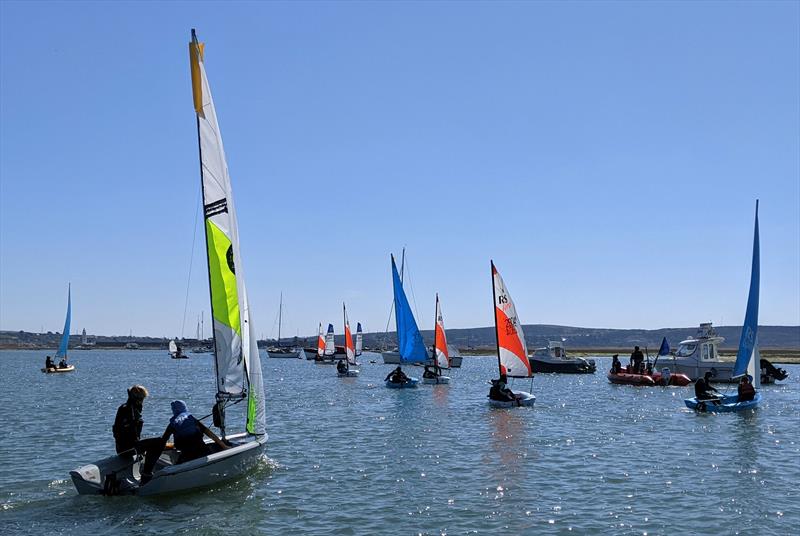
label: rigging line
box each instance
[404,257,423,331]
[179,183,203,339]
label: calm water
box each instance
[0,350,798,535]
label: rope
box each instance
[179,184,202,338]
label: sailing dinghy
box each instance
[337,304,360,377]
[71,30,267,496]
[168,339,188,359]
[385,254,424,388]
[42,285,75,373]
[487,262,535,407]
[422,294,450,385]
[685,201,762,413]
[315,324,336,364]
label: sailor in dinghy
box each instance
[337,304,360,377]
[421,294,451,385]
[384,254,423,388]
[70,29,267,495]
[487,262,535,408]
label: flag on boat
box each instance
[657,337,670,357]
[434,294,449,369]
[190,30,264,435]
[491,262,531,378]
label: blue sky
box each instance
[1,1,798,339]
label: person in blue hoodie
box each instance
[139,400,229,485]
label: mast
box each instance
[433,293,439,375]
[343,303,348,371]
[278,292,283,347]
[491,261,502,377]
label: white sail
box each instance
[190,31,264,435]
[169,340,178,356]
[324,324,335,356]
[344,304,356,365]
[316,323,325,357]
[355,323,363,356]
[749,338,761,389]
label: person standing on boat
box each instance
[694,371,721,401]
[630,346,644,373]
[112,384,165,471]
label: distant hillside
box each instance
[3,324,798,351]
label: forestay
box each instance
[190,30,264,436]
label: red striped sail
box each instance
[434,294,449,369]
[316,323,325,357]
[344,304,356,365]
[492,261,531,377]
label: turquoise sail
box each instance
[55,285,71,360]
[733,201,760,379]
[391,255,428,363]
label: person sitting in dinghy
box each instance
[423,366,438,379]
[489,374,517,402]
[139,400,229,485]
[611,355,622,374]
[45,355,55,370]
[385,366,410,384]
[694,372,722,402]
[337,359,348,374]
[58,358,67,368]
[737,375,756,402]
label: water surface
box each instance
[1,350,797,534]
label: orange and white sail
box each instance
[491,261,531,378]
[344,303,356,365]
[434,294,449,369]
[316,323,325,357]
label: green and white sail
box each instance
[190,30,265,436]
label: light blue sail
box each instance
[733,201,760,379]
[391,255,428,363]
[55,284,71,360]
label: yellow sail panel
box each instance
[206,220,241,335]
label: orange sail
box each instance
[491,261,531,377]
[316,323,325,357]
[434,294,449,369]
[344,303,356,365]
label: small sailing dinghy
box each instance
[422,294,451,385]
[685,201,763,413]
[385,254,423,388]
[337,304,360,377]
[71,30,267,496]
[315,324,336,364]
[42,285,75,373]
[487,262,535,408]
[168,339,188,359]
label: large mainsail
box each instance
[355,323,363,357]
[190,30,264,436]
[316,323,325,357]
[344,304,356,365]
[55,284,71,360]
[434,294,449,369]
[324,323,335,356]
[491,262,531,378]
[391,254,428,363]
[733,200,760,388]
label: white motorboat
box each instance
[70,29,267,496]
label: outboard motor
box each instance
[661,367,671,386]
[760,359,789,382]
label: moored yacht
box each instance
[529,341,595,373]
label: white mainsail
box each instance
[355,323,363,357]
[190,30,264,436]
[324,324,335,356]
[169,340,178,357]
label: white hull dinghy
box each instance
[421,293,453,386]
[42,365,75,373]
[71,30,267,496]
[487,262,535,408]
[336,304,360,378]
[44,285,75,373]
[421,375,450,385]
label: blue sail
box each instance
[657,337,670,356]
[391,255,428,363]
[733,201,760,379]
[55,285,71,360]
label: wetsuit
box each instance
[694,377,719,400]
[113,400,144,454]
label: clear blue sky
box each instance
[1,1,798,339]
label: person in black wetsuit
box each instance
[489,373,517,402]
[422,365,438,379]
[45,355,55,370]
[611,355,622,374]
[631,346,644,374]
[385,366,409,383]
[113,385,150,454]
[337,359,348,374]
[694,371,721,401]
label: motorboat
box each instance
[529,341,595,373]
